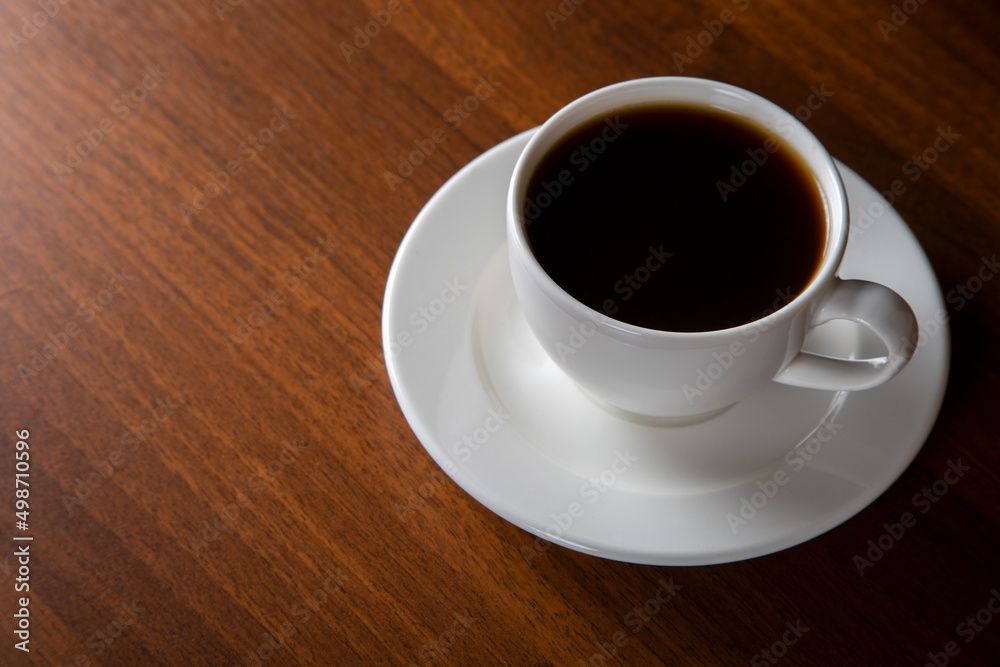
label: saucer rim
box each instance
[382,128,950,566]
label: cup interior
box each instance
[507,77,848,338]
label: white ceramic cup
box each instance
[507,77,919,420]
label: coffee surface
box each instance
[523,104,826,332]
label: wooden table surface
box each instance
[2,0,999,664]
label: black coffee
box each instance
[523,104,825,332]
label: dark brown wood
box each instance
[0,0,998,664]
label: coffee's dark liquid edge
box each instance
[523,103,827,333]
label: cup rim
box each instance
[507,76,848,344]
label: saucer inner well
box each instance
[471,246,852,496]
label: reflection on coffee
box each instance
[523,104,825,332]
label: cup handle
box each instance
[773,278,919,391]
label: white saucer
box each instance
[382,129,949,566]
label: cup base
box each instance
[576,385,737,427]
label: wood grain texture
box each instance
[0,0,998,664]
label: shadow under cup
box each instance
[506,77,849,420]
